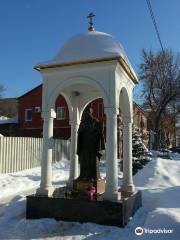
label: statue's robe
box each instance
[77,113,105,180]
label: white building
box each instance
[35,16,138,201]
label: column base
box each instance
[36,186,54,197]
[104,190,121,202]
[121,184,135,197]
[68,171,79,188]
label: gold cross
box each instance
[87,12,95,31]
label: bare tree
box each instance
[0,84,5,98]
[139,49,180,149]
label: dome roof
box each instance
[35,30,138,83]
[38,31,130,66]
[53,31,129,63]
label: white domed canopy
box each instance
[35,30,137,83]
[53,31,129,64]
[37,31,128,65]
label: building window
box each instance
[57,107,66,120]
[25,109,32,121]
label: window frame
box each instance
[25,108,32,122]
[56,106,66,120]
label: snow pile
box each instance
[0,154,180,239]
[133,155,180,239]
[0,160,70,202]
[0,115,18,124]
[171,152,180,160]
[134,158,180,189]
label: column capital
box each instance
[41,109,56,119]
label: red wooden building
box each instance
[18,84,104,139]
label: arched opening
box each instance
[118,87,135,194]
[43,79,107,189]
[80,98,106,178]
[119,87,132,123]
[118,87,132,162]
[82,98,105,122]
[53,94,71,139]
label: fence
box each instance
[0,137,70,173]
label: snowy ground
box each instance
[0,153,180,240]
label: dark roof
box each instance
[133,102,146,115]
[18,84,42,99]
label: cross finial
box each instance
[87,12,95,31]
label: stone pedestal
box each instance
[73,178,105,194]
[26,190,142,227]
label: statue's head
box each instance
[82,107,90,120]
[85,106,93,115]
[89,107,93,115]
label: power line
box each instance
[146,0,164,52]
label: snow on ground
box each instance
[0,160,70,203]
[133,156,180,239]
[0,154,180,239]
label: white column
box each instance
[104,108,120,201]
[36,110,55,196]
[122,122,135,194]
[68,105,79,187]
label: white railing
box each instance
[0,137,70,173]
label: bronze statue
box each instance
[77,107,105,180]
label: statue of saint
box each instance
[77,107,105,180]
